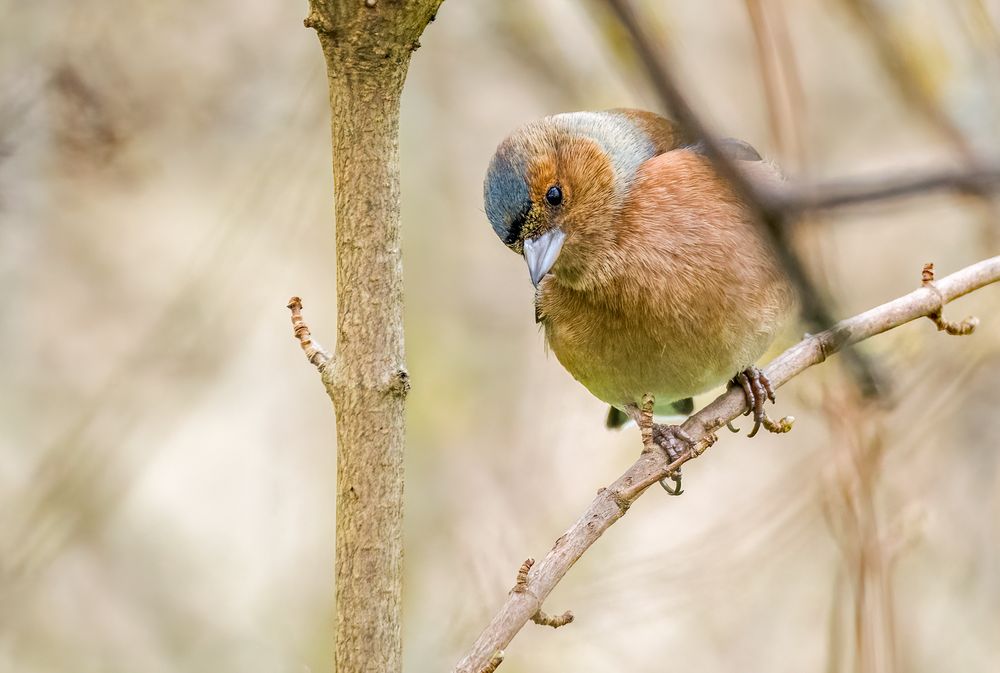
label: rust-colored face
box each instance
[484,119,622,286]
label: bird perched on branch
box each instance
[483,109,795,493]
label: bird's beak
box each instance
[523,228,566,287]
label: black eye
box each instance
[545,186,563,206]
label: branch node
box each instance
[531,609,575,629]
[690,432,718,458]
[608,489,631,514]
[479,650,504,673]
[303,9,334,34]
[287,297,332,371]
[921,263,979,336]
[817,327,852,362]
[388,369,411,398]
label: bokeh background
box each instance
[2,0,1000,671]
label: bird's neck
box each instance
[551,225,636,295]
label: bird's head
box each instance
[483,110,667,288]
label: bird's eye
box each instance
[545,186,563,206]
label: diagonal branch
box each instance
[451,256,1000,673]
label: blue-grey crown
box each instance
[484,147,531,246]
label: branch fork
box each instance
[511,558,574,631]
[921,263,979,336]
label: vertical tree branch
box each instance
[300,1,442,671]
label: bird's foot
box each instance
[730,366,794,437]
[651,424,693,496]
[629,394,689,496]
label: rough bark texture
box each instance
[304,1,442,671]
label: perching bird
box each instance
[483,109,795,493]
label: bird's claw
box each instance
[730,367,793,437]
[651,424,693,496]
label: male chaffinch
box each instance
[483,109,795,492]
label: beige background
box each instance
[2,0,999,671]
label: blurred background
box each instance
[2,0,999,671]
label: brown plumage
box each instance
[484,108,795,426]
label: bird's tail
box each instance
[605,397,693,429]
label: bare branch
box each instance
[530,609,575,629]
[451,256,1000,673]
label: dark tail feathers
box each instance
[605,397,694,429]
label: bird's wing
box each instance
[612,109,692,154]
[689,137,763,162]
[612,109,765,162]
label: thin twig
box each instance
[777,165,1000,213]
[512,558,533,593]
[451,256,1000,673]
[287,296,332,371]
[530,609,574,628]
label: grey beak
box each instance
[523,228,566,287]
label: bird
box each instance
[483,109,795,493]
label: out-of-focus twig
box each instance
[451,256,1000,673]
[743,0,808,170]
[838,0,1000,249]
[819,387,897,673]
[777,164,1000,213]
[839,0,978,159]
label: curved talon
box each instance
[651,423,693,496]
[726,421,740,433]
[659,473,683,495]
[760,373,776,404]
[735,372,754,417]
[731,366,784,438]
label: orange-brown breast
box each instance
[537,149,794,410]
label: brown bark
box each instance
[302,1,443,671]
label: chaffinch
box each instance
[484,109,795,492]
